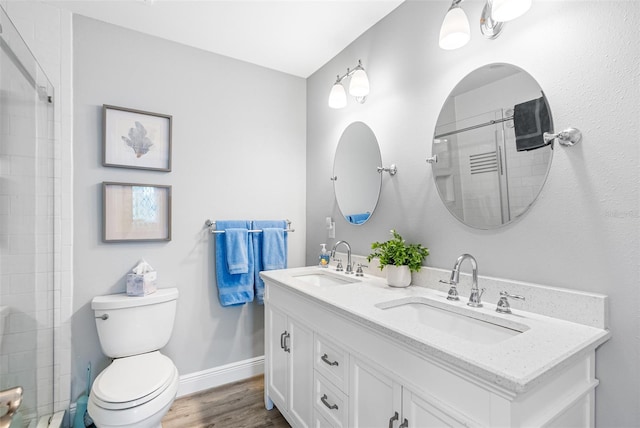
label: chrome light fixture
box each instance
[440,0,532,49]
[328,60,369,109]
[439,0,471,50]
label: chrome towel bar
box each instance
[205,219,294,234]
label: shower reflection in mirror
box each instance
[431,63,553,229]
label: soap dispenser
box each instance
[319,244,330,268]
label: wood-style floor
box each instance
[163,375,290,428]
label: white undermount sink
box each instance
[293,271,361,287]
[376,297,527,345]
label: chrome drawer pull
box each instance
[321,394,338,410]
[321,353,339,367]
[283,332,291,353]
[280,331,287,350]
[399,418,409,428]
[389,411,399,428]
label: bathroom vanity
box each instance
[261,266,610,428]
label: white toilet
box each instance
[88,288,179,428]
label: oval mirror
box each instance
[431,63,554,229]
[333,122,382,225]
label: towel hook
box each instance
[377,164,397,176]
[543,127,582,147]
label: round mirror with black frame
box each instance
[431,63,554,229]
[333,121,382,225]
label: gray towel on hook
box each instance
[514,97,551,151]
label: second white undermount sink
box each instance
[376,297,526,345]
[293,271,361,287]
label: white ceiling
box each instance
[49,0,405,78]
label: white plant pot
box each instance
[385,265,412,288]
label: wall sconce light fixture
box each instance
[439,0,532,50]
[439,0,471,50]
[328,60,370,109]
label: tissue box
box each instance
[126,271,157,296]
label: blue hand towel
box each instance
[346,212,370,225]
[215,220,254,306]
[225,228,249,274]
[252,220,288,304]
[262,228,286,270]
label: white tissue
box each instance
[132,259,154,275]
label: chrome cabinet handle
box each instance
[283,332,291,353]
[321,353,339,367]
[388,411,399,428]
[280,331,287,350]
[320,394,338,410]
[399,418,409,428]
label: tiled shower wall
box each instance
[1,0,73,417]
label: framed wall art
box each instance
[103,105,172,171]
[103,182,172,242]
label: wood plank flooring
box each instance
[163,375,290,428]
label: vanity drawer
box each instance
[315,334,349,392]
[314,409,336,428]
[314,371,348,428]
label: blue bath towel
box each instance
[215,220,254,306]
[225,228,249,274]
[252,220,288,304]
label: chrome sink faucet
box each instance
[440,254,485,307]
[331,240,353,274]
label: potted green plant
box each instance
[367,229,429,287]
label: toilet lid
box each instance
[92,351,176,409]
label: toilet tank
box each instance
[92,288,179,358]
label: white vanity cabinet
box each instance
[263,269,609,428]
[265,303,314,427]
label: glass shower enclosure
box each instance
[0,5,56,427]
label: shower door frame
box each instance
[0,4,57,426]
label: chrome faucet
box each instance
[440,254,485,307]
[331,240,353,274]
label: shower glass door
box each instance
[434,109,509,228]
[0,5,55,427]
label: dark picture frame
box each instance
[103,182,172,242]
[103,105,172,171]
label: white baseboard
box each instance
[176,355,265,398]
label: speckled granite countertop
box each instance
[261,266,611,394]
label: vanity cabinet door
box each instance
[349,357,401,428]
[401,388,461,428]
[288,317,314,428]
[265,303,314,428]
[266,305,288,409]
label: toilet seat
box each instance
[91,351,177,410]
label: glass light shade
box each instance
[349,68,370,97]
[328,82,347,109]
[491,0,532,22]
[439,6,471,50]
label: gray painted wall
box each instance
[306,1,639,426]
[72,16,306,400]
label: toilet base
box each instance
[89,390,175,428]
[88,366,178,428]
